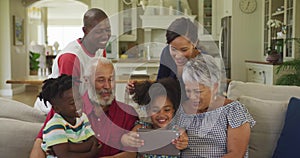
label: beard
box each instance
[88,87,115,107]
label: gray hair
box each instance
[182,54,221,88]
[84,57,115,106]
[85,57,114,78]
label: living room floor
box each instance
[2,85,40,107]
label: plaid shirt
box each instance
[170,101,255,158]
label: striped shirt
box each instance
[41,113,94,157]
[170,101,255,158]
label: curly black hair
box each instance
[38,74,80,107]
[132,77,181,112]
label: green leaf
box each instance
[276,59,300,74]
[29,51,40,71]
[275,58,300,86]
[276,74,300,86]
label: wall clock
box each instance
[239,0,257,14]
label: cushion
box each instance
[0,97,46,123]
[227,81,300,101]
[272,97,300,158]
[0,118,42,158]
[238,96,288,158]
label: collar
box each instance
[77,38,96,57]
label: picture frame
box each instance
[13,15,24,45]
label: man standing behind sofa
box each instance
[30,57,138,157]
[34,8,111,114]
[30,8,137,158]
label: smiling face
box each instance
[184,82,213,114]
[169,36,198,66]
[52,87,82,124]
[91,62,115,106]
[149,96,175,129]
[84,18,111,50]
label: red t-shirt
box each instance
[82,92,138,156]
[57,53,80,77]
[55,40,107,77]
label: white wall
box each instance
[0,0,13,96]
[0,0,27,96]
[10,0,28,92]
[231,0,263,81]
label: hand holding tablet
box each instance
[137,128,181,156]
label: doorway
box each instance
[27,0,88,75]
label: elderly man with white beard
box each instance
[81,57,139,157]
[32,57,138,158]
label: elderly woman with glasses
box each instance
[170,54,255,157]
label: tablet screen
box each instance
[137,128,180,156]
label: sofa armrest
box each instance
[0,118,43,158]
[0,97,46,123]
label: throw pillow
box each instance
[272,97,300,158]
[238,96,288,158]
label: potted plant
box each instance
[29,51,40,75]
[266,46,281,64]
[275,59,300,86]
[275,38,300,85]
[266,19,283,63]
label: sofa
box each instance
[0,97,46,158]
[1,80,300,158]
[227,81,300,158]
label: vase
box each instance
[266,51,280,64]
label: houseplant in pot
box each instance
[29,51,40,75]
[266,46,281,64]
[266,19,283,63]
[275,38,300,85]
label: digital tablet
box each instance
[137,128,181,156]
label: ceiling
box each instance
[29,0,88,19]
